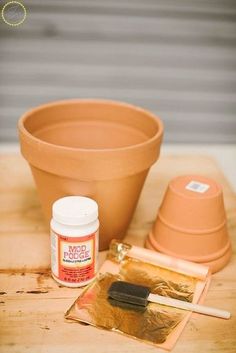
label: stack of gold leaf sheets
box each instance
[66,241,210,350]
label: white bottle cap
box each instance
[52,196,98,226]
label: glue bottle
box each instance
[50,196,99,287]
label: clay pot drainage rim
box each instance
[168,180,222,200]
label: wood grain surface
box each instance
[0,153,235,352]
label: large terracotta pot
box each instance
[18,99,163,250]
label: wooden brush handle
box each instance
[148,293,231,319]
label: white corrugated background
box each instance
[0,0,236,142]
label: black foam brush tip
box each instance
[108,281,150,307]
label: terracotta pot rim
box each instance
[145,236,232,273]
[148,231,232,262]
[169,174,222,200]
[18,98,164,154]
[157,213,227,235]
[198,249,232,273]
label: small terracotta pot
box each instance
[18,99,163,250]
[145,175,232,273]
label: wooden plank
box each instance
[0,0,235,144]
[19,1,236,22]
[1,4,236,47]
[1,62,235,81]
[1,70,235,93]
[1,28,235,47]
[1,39,236,65]
[1,50,236,73]
[1,53,236,74]
[1,12,236,38]
[22,0,236,14]
[1,84,235,104]
[0,153,235,352]
[0,90,235,115]
[0,272,235,353]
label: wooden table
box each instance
[0,153,235,353]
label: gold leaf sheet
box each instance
[66,251,205,349]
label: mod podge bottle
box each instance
[50,196,99,287]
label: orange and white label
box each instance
[51,231,98,284]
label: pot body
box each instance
[19,99,163,250]
[30,165,149,250]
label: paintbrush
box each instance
[108,281,231,319]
